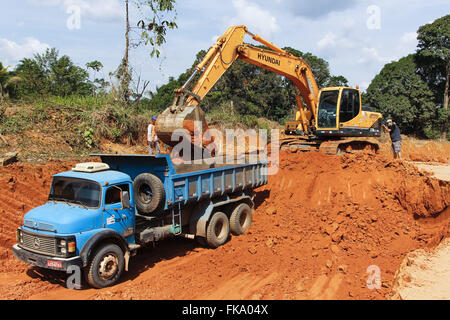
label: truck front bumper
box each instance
[12,244,82,271]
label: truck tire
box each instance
[206,211,230,248]
[229,203,252,236]
[133,173,165,215]
[85,244,124,289]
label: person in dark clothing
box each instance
[382,119,402,159]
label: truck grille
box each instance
[20,231,58,256]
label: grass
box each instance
[0,95,158,161]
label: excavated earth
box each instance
[0,150,448,300]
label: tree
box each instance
[416,14,450,139]
[15,48,93,97]
[327,75,349,87]
[0,63,9,101]
[283,47,331,88]
[117,0,177,103]
[364,54,437,138]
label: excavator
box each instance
[156,25,383,156]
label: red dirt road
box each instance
[0,151,448,300]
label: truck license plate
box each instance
[47,260,62,269]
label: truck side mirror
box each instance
[122,191,131,210]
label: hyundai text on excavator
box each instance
[156,25,383,156]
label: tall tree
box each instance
[365,54,437,138]
[117,0,177,103]
[416,14,450,139]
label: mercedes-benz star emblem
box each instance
[34,237,40,249]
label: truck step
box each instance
[128,244,141,251]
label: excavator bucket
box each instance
[155,104,208,149]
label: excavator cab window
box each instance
[339,89,360,123]
[317,90,338,129]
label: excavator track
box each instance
[280,136,380,155]
[319,138,379,155]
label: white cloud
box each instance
[359,81,371,92]
[227,0,280,38]
[0,37,50,65]
[397,31,418,54]
[358,47,394,65]
[316,31,356,53]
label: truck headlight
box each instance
[57,238,76,255]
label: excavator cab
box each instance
[315,87,382,138]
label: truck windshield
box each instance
[48,177,101,208]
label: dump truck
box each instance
[12,154,268,288]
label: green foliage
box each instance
[327,75,349,87]
[364,14,449,140]
[13,48,94,98]
[416,14,449,137]
[365,54,437,138]
[135,0,178,58]
[82,127,95,147]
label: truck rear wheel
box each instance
[206,212,230,248]
[133,173,165,215]
[229,203,252,236]
[85,244,124,289]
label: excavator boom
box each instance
[156,25,319,149]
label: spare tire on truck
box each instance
[133,173,165,215]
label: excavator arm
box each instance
[156,25,320,148]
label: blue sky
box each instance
[1,0,449,93]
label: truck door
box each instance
[103,183,135,238]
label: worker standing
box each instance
[148,116,160,155]
[382,119,402,159]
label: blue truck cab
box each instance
[13,154,268,288]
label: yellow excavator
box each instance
[156,25,383,155]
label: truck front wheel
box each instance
[206,212,230,248]
[85,244,124,289]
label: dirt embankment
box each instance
[0,151,448,300]
[391,236,450,300]
[0,161,77,273]
[378,136,450,164]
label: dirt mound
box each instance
[0,161,76,273]
[0,151,448,300]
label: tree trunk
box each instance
[443,60,449,140]
[121,0,131,103]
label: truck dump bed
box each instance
[93,154,268,208]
